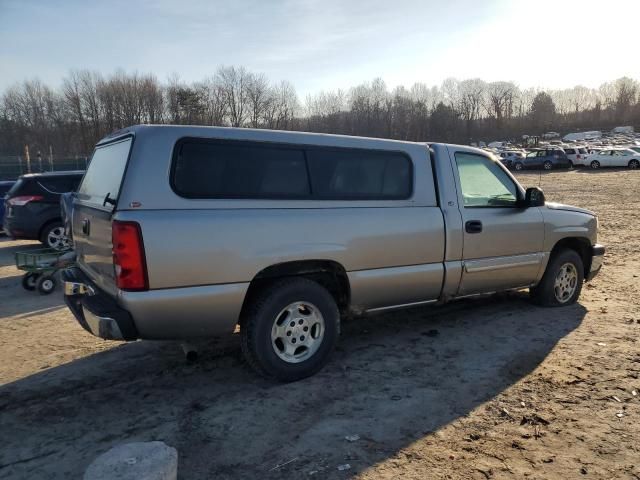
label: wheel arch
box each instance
[550,237,592,278]
[38,217,63,242]
[240,260,351,320]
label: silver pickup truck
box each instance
[63,125,604,381]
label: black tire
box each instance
[514,162,524,171]
[568,161,574,169]
[240,277,340,382]
[22,272,39,291]
[36,275,57,295]
[543,161,553,170]
[40,221,69,250]
[629,159,639,169]
[590,160,600,169]
[530,249,584,307]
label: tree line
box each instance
[1,66,638,157]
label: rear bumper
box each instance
[3,214,41,239]
[586,244,605,281]
[63,266,248,340]
[62,267,138,340]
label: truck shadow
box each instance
[0,292,585,479]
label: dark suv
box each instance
[514,149,572,171]
[3,171,84,249]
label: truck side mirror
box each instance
[524,187,545,207]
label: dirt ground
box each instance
[0,168,639,480]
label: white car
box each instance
[563,146,589,166]
[586,148,640,169]
[498,150,525,168]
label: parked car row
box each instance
[489,144,640,171]
[482,128,640,171]
[2,171,84,248]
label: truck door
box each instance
[450,150,545,295]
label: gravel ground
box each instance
[0,168,638,479]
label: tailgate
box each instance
[73,136,133,296]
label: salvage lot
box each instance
[0,169,639,479]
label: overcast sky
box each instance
[1,0,639,97]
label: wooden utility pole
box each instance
[49,145,53,171]
[24,145,31,173]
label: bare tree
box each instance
[194,77,226,126]
[613,77,638,120]
[457,79,486,141]
[217,66,250,127]
[63,72,88,151]
[486,81,518,130]
[2,69,640,158]
[246,73,270,128]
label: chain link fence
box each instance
[0,155,88,181]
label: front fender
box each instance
[541,207,597,251]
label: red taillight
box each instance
[112,220,148,291]
[8,195,44,206]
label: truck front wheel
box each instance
[240,278,340,382]
[530,249,584,307]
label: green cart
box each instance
[15,248,76,294]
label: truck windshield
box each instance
[78,137,132,208]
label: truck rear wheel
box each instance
[530,249,584,307]
[240,278,340,382]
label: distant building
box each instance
[542,131,560,139]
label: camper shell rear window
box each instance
[77,136,133,208]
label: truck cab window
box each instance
[455,153,518,207]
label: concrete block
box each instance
[84,441,178,480]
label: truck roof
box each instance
[96,124,474,154]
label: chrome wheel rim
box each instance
[47,226,69,250]
[554,262,578,303]
[544,162,552,170]
[515,163,522,171]
[630,160,639,169]
[41,279,54,291]
[591,161,599,169]
[271,301,325,364]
